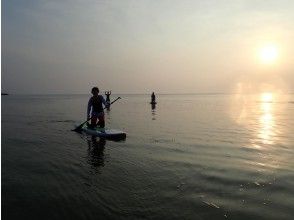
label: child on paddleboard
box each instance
[87,87,109,129]
[105,91,111,103]
[105,90,111,110]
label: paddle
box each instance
[73,96,121,132]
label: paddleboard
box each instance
[80,125,126,140]
[150,102,157,104]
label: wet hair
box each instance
[91,87,99,93]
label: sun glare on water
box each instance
[259,45,278,64]
[261,92,273,103]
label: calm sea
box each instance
[2,94,294,220]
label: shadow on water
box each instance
[86,136,106,168]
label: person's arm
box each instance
[87,97,92,119]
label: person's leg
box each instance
[97,114,105,128]
[90,116,98,129]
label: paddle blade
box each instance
[72,125,83,132]
[72,121,87,132]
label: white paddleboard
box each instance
[80,125,126,140]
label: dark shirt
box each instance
[87,95,107,117]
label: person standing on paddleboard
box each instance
[105,91,111,110]
[105,91,111,103]
[87,87,109,129]
[151,92,156,103]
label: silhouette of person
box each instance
[151,92,156,104]
[87,87,109,129]
[105,91,111,110]
[105,91,111,103]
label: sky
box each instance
[2,0,294,94]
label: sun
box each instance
[259,45,278,64]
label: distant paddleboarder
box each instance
[105,91,111,103]
[151,92,156,104]
[105,91,111,110]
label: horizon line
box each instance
[2,92,294,96]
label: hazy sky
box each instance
[2,0,294,94]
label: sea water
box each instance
[2,94,294,220]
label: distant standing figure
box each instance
[151,92,156,104]
[105,91,111,103]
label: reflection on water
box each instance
[258,93,275,145]
[233,92,281,147]
[232,92,291,172]
[151,103,156,120]
[87,137,106,168]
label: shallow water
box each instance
[2,94,294,220]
